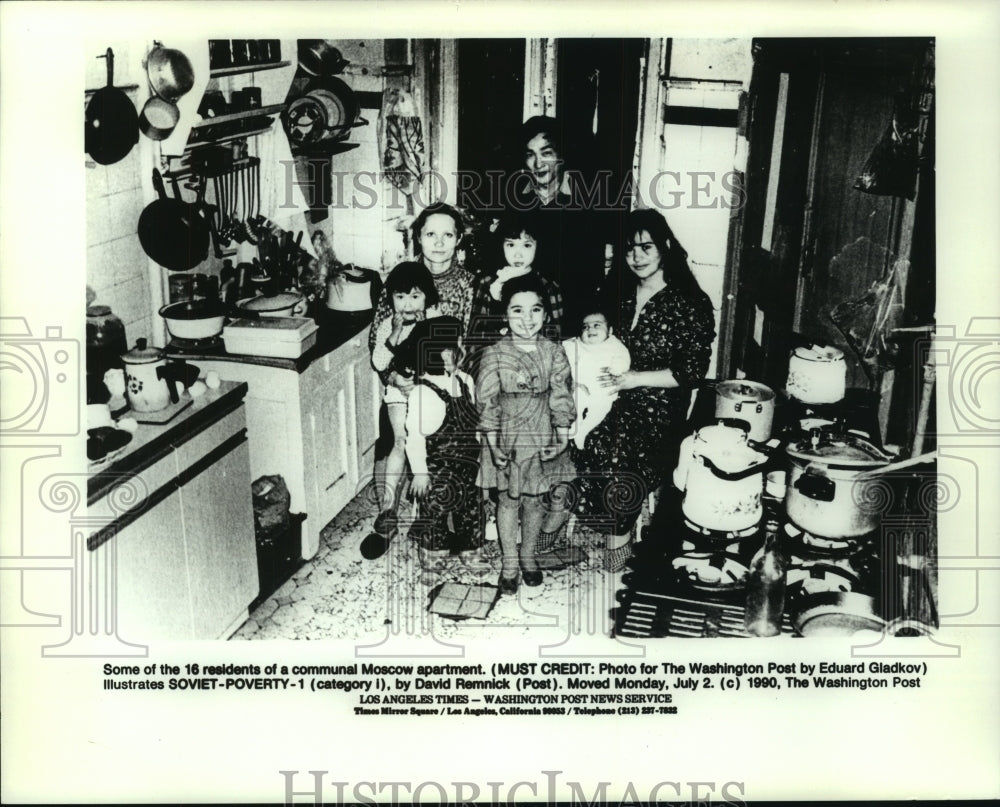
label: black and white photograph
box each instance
[2,2,999,804]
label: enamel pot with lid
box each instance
[673,420,772,533]
[786,343,847,404]
[714,380,775,442]
[121,339,198,413]
[785,431,894,538]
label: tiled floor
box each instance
[234,485,628,643]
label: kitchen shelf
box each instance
[186,105,285,151]
[193,104,285,128]
[210,60,292,78]
[290,140,360,158]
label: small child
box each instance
[562,309,631,450]
[465,213,563,375]
[395,317,481,557]
[476,274,576,592]
[363,261,440,558]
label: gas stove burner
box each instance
[683,518,760,542]
[169,335,224,353]
[783,520,860,555]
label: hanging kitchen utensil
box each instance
[168,172,211,264]
[145,41,195,103]
[138,168,208,271]
[297,40,349,77]
[139,95,180,140]
[85,48,139,165]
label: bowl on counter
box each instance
[159,299,227,340]
[237,292,307,318]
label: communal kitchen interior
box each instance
[85,37,937,642]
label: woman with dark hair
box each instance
[540,208,716,571]
[510,115,615,334]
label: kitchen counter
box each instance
[170,310,381,560]
[164,307,374,372]
[87,381,248,516]
[86,380,259,640]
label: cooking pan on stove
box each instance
[792,590,886,637]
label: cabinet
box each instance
[87,383,258,640]
[192,325,378,559]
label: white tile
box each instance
[86,197,112,246]
[107,188,145,240]
[105,151,141,195]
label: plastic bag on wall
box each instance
[853,105,920,200]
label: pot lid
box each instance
[786,431,893,467]
[792,344,845,362]
[238,292,303,312]
[716,379,775,402]
[694,423,767,471]
[122,338,163,364]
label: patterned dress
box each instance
[407,376,482,551]
[476,336,576,498]
[572,281,715,532]
[464,269,564,376]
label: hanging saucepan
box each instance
[145,41,195,103]
[139,95,180,140]
[297,40,350,77]
[137,169,210,271]
[85,48,139,165]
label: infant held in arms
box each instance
[562,310,631,450]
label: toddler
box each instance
[363,261,440,559]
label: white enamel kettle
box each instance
[121,339,198,413]
[673,419,772,533]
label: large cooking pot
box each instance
[785,430,894,538]
[786,343,847,404]
[138,95,180,141]
[145,41,195,103]
[792,590,886,637]
[121,339,198,413]
[714,380,775,442]
[137,169,210,271]
[673,420,771,533]
[284,78,360,144]
[85,48,139,165]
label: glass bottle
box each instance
[85,305,127,404]
[744,519,786,637]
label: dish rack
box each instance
[613,590,795,638]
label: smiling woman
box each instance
[509,116,616,332]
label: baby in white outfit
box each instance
[562,311,631,450]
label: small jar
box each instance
[86,305,127,404]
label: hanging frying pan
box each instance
[85,48,139,165]
[137,169,210,271]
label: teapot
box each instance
[121,339,198,413]
[673,419,771,533]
